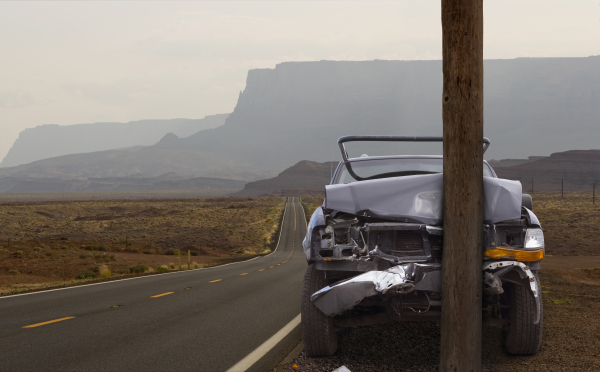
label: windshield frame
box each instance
[331,156,496,184]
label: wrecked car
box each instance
[301,136,544,357]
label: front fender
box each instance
[303,207,325,262]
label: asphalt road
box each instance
[0,197,308,372]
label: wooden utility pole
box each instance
[440,1,483,371]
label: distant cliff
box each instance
[233,150,600,197]
[232,160,335,196]
[487,156,548,169]
[1,57,599,183]
[0,114,228,167]
[495,150,600,192]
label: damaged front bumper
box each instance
[311,260,541,325]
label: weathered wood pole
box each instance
[440,1,484,371]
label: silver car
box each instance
[301,136,544,357]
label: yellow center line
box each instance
[270,266,274,268]
[240,273,248,276]
[293,200,296,231]
[23,316,75,328]
[277,264,281,266]
[209,279,222,283]
[151,292,174,298]
[259,269,265,271]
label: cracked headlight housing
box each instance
[524,228,544,249]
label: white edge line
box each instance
[226,313,301,372]
[298,196,309,228]
[226,198,308,372]
[1,198,293,300]
[264,197,289,257]
[0,256,262,300]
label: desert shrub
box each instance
[125,264,150,274]
[164,248,177,255]
[156,265,169,272]
[61,246,68,250]
[97,245,107,251]
[60,236,68,240]
[0,248,9,254]
[33,247,41,251]
[98,265,111,278]
[192,261,200,269]
[190,251,199,256]
[12,250,24,257]
[75,270,96,279]
[8,269,20,275]
[169,262,176,269]
[79,254,87,259]
[109,255,116,261]
[44,251,52,257]
[83,245,97,251]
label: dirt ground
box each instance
[532,192,600,256]
[0,196,285,295]
[280,193,600,371]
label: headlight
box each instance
[524,228,544,249]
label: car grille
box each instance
[428,235,443,262]
[389,231,424,256]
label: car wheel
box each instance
[503,273,543,355]
[301,264,338,357]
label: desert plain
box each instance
[0,196,285,295]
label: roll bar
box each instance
[337,135,491,162]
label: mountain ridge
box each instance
[1,114,229,168]
[1,57,599,184]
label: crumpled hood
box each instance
[324,173,522,225]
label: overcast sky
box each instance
[1,1,598,160]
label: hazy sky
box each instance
[1,1,598,160]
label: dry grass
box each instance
[300,195,324,224]
[529,192,600,256]
[0,196,285,295]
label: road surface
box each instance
[0,197,308,372]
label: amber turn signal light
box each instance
[484,247,544,262]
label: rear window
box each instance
[334,158,494,184]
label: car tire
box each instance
[302,264,338,357]
[503,274,543,355]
